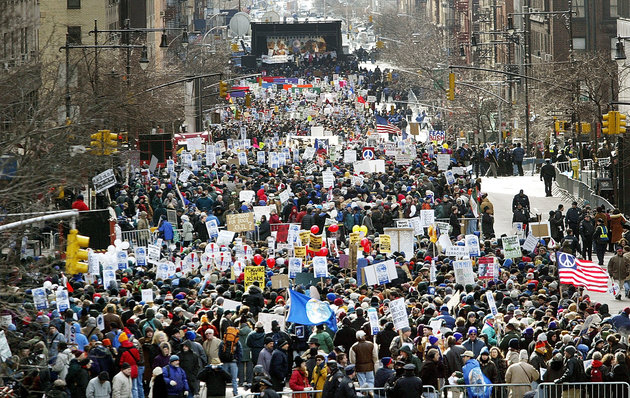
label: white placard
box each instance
[389,298,410,331]
[278,190,290,204]
[302,147,316,160]
[344,150,357,163]
[258,313,285,333]
[239,190,256,204]
[312,256,328,278]
[420,210,435,227]
[522,233,539,253]
[205,219,219,239]
[486,291,498,316]
[222,299,240,311]
[367,307,380,335]
[322,171,335,189]
[437,154,450,171]
[288,257,302,278]
[0,331,12,361]
[147,244,161,263]
[446,245,469,257]
[56,289,70,313]
[217,230,235,246]
[117,251,128,270]
[92,169,117,194]
[88,250,100,275]
[32,287,48,310]
[465,234,480,257]
[453,260,476,286]
[141,289,153,303]
[253,206,272,222]
[178,168,193,182]
[103,269,117,289]
[135,247,147,267]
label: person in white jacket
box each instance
[112,363,133,398]
[86,371,112,398]
[51,344,72,381]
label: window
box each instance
[3,33,7,59]
[611,0,619,17]
[574,0,585,17]
[573,37,586,50]
[67,0,80,9]
[67,26,81,44]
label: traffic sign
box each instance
[362,147,375,160]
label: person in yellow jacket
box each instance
[311,355,328,398]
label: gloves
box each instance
[184,392,189,396]
[170,380,177,386]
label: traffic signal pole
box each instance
[0,210,79,233]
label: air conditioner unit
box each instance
[544,53,552,62]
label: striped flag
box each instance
[376,114,401,135]
[556,252,609,292]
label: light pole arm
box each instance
[0,210,79,233]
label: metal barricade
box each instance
[233,385,438,397]
[556,161,570,173]
[537,381,630,398]
[441,382,531,397]
[121,229,153,248]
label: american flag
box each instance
[556,252,609,292]
[375,114,401,135]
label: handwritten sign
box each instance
[244,266,265,288]
[226,213,255,233]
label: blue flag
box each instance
[287,289,338,332]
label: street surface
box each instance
[483,176,623,313]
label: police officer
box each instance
[540,159,556,197]
[259,378,280,398]
[338,364,358,398]
[391,364,423,397]
[322,360,343,398]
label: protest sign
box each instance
[56,289,70,313]
[141,289,153,303]
[486,291,498,316]
[502,235,522,259]
[367,308,380,335]
[344,150,357,163]
[271,274,290,289]
[258,313,286,333]
[313,256,328,278]
[446,245,469,257]
[244,266,265,288]
[453,260,476,286]
[32,288,48,310]
[390,298,410,331]
[294,246,306,258]
[437,154,450,170]
[380,235,391,253]
[226,213,255,233]
[239,190,255,204]
[299,230,311,246]
[522,233,539,253]
[465,234,480,257]
[322,171,335,188]
[477,257,496,279]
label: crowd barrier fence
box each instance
[231,385,438,398]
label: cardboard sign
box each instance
[530,222,551,238]
[349,232,361,246]
[294,246,306,258]
[244,266,265,288]
[226,213,255,233]
[309,234,322,250]
[312,256,328,278]
[271,274,290,289]
[380,234,391,253]
[288,258,302,278]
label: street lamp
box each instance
[160,31,169,48]
[182,29,189,48]
[139,45,149,70]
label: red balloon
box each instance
[328,224,339,233]
[361,238,370,247]
[321,240,326,247]
[318,248,329,256]
[310,225,320,234]
[267,258,276,268]
[253,254,263,266]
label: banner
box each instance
[380,235,391,253]
[312,256,328,278]
[502,235,522,259]
[226,213,255,233]
[289,258,302,278]
[244,266,265,288]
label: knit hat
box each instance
[170,355,180,362]
[429,335,439,345]
[381,357,393,367]
[118,333,128,343]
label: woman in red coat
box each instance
[289,356,312,398]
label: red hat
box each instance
[126,318,135,325]
[119,289,127,297]
[275,296,285,304]
[122,277,129,283]
[334,298,343,306]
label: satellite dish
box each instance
[262,11,280,23]
[229,12,251,37]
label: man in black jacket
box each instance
[554,346,586,396]
[391,364,423,398]
[268,340,289,391]
[540,159,556,197]
[197,359,232,398]
[322,360,343,398]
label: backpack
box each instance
[219,326,240,362]
[590,366,603,382]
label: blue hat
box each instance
[327,293,336,302]
[185,331,196,341]
[345,364,356,375]
[454,332,463,341]
[381,357,393,367]
[90,335,99,341]
[170,355,180,362]
[468,327,478,335]
[429,335,439,345]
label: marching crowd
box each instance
[4,53,630,398]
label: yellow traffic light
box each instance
[219,81,228,98]
[581,122,591,134]
[603,111,616,134]
[66,229,89,275]
[447,72,455,101]
[90,131,104,153]
[245,93,251,107]
[103,130,118,155]
[617,112,627,134]
[369,15,373,23]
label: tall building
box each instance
[1,0,40,70]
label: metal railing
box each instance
[120,228,184,248]
[233,385,438,398]
[441,382,530,397]
[537,381,630,398]
[554,166,616,210]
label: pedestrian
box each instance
[112,363,133,398]
[289,356,312,398]
[504,350,538,398]
[197,358,233,398]
[162,355,190,398]
[540,159,556,197]
[86,371,112,398]
[269,339,290,392]
[608,248,630,299]
[512,143,525,176]
[594,218,610,265]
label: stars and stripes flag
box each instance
[556,252,609,292]
[375,114,401,135]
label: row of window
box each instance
[2,28,30,60]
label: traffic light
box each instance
[89,130,117,155]
[219,81,228,98]
[235,108,241,119]
[369,15,373,23]
[617,112,627,134]
[603,111,617,134]
[447,72,455,101]
[245,93,251,107]
[89,131,104,154]
[66,229,89,275]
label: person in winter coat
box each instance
[542,353,565,398]
[375,322,397,358]
[238,319,253,385]
[349,330,378,387]
[392,364,423,398]
[197,359,233,398]
[269,340,290,392]
[257,337,275,373]
[259,215,271,241]
[608,351,630,398]
[585,352,607,397]
[374,358,394,398]
[148,367,168,398]
[480,315,497,347]
[180,215,194,247]
[289,356,312,398]
[162,355,190,397]
[580,214,595,261]
[505,350,538,398]
[610,209,627,245]
[112,363,133,398]
[311,355,328,398]
[333,318,357,355]
[444,335,466,378]
[419,348,445,391]
[608,248,630,299]
[245,284,265,316]
[310,324,334,354]
[463,327,486,358]
[66,358,91,398]
[86,371,112,398]
[461,351,493,398]
[51,343,72,381]
[477,347,499,384]
[179,341,200,396]
[247,322,267,365]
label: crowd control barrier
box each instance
[537,381,630,398]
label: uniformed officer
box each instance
[391,364,423,398]
[321,360,343,398]
[338,364,358,398]
[260,378,280,398]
